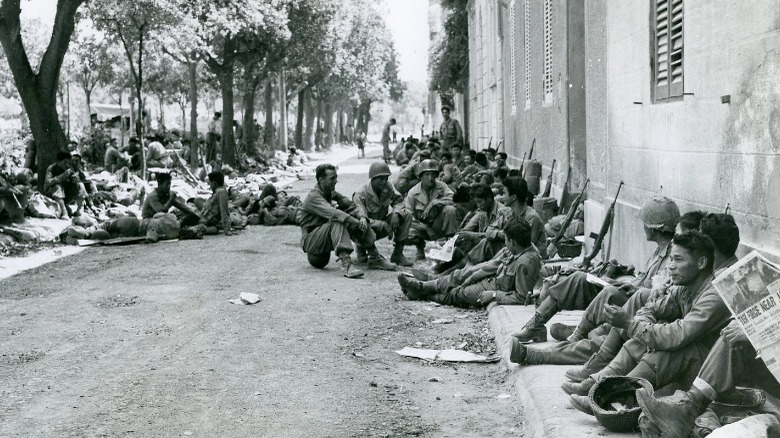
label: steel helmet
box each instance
[368,162,391,180]
[417,159,441,177]
[637,196,680,233]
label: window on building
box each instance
[652,0,684,101]
[509,0,517,115]
[543,0,553,103]
[523,0,531,109]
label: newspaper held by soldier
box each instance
[712,251,780,379]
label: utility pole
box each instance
[278,69,288,151]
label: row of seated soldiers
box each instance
[297,156,547,281]
[295,157,777,437]
[503,206,777,437]
[65,168,302,243]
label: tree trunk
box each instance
[294,87,305,149]
[0,0,83,189]
[180,102,186,134]
[219,67,236,166]
[157,93,165,130]
[358,99,372,134]
[314,97,323,150]
[336,109,343,143]
[277,69,287,152]
[263,78,274,146]
[84,86,91,127]
[323,101,333,150]
[242,72,261,155]
[188,59,199,168]
[303,88,315,151]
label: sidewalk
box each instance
[487,304,641,437]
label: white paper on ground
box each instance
[395,347,499,363]
[229,292,262,305]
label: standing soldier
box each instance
[353,162,415,267]
[206,112,222,163]
[439,106,463,152]
[381,118,396,164]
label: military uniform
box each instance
[591,278,731,390]
[393,162,420,196]
[353,180,412,244]
[415,246,541,308]
[438,117,463,151]
[405,179,460,242]
[468,205,547,265]
[298,185,376,257]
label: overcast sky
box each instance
[20,0,430,84]
[384,0,430,84]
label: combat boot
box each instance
[569,394,594,416]
[416,243,426,261]
[561,377,595,396]
[390,244,414,267]
[340,257,364,279]
[550,323,577,342]
[512,298,559,343]
[508,338,527,364]
[355,246,368,264]
[636,387,711,438]
[397,273,427,300]
[367,246,397,271]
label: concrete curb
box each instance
[487,304,639,437]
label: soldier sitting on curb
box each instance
[397,219,541,308]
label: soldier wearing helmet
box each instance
[512,196,680,345]
[352,162,415,268]
[404,159,461,260]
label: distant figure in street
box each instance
[356,130,366,158]
[207,112,222,163]
[439,106,463,152]
[381,118,397,163]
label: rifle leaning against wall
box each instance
[542,159,556,198]
[581,181,624,270]
[547,178,590,259]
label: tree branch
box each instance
[38,0,85,91]
[0,0,37,95]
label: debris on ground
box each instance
[229,292,262,305]
[395,346,500,363]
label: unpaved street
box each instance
[0,150,526,437]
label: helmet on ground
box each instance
[590,376,654,433]
[307,252,330,269]
[369,162,391,180]
[637,196,680,233]
[417,159,441,177]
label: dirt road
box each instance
[0,149,526,437]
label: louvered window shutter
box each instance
[543,0,553,101]
[654,0,683,100]
[524,0,531,109]
[510,0,517,115]
[668,0,684,97]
